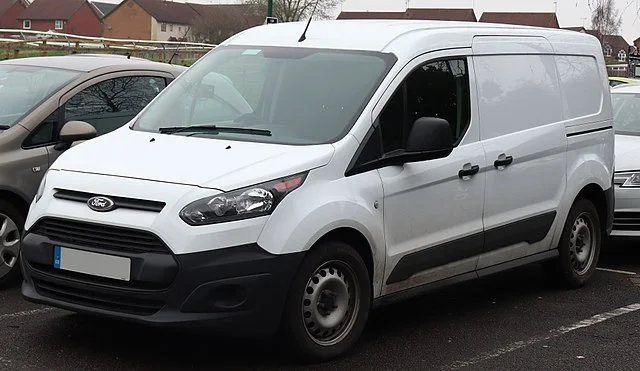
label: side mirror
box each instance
[401,117,454,162]
[54,121,97,151]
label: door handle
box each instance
[494,155,513,168]
[458,165,480,179]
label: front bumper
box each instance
[20,220,305,336]
[611,185,640,238]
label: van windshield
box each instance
[612,92,640,136]
[132,45,396,145]
[0,65,80,128]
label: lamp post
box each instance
[268,0,273,17]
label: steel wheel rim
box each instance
[569,211,596,276]
[301,260,360,347]
[0,213,20,279]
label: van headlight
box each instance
[622,173,640,187]
[179,172,307,226]
[34,172,48,203]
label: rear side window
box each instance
[474,54,563,140]
[555,55,603,119]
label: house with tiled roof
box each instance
[17,0,102,36]
[479,12,559,28]
[103,0,257,41]
[103,0,200,40]
[404,8,476,22]
[336,8,477,22]
[0,0,28,29]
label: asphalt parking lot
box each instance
[2,241,640,371]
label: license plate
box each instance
[53,246,131,281]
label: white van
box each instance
[20,20,614,361]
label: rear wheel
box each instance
[0,200,24,289]
[546,198,601,288]
[280,241,371,362]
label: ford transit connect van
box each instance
[20,20,614,361]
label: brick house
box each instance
[17,0,102,36]
[479,12,560,28]
[103,0,200,41]
[336,8,477,22]
[601,34,631,62]
[0,0,28,29]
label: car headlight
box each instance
[179,172,308,226]
[616,172,640,188]
[34,172,47,203]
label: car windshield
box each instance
[132,45,396,145]
[0,64,80,128]
[612,92,640,136]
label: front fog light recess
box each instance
[180,173,306,225]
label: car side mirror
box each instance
[403,117,454,162]
[54,121,96,151]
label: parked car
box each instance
[0,54,186,287]
[20,21,614,361]
[609,76,640,87]
[609,84,640,237]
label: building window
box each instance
[169,24,173,31]
[604,45,613,57]
[22,19,31,29]
[55,20,63,30]
[161,23,166,32]
[618,50,627,62]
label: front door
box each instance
[375,51,487,295]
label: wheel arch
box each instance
[0,189,30,219]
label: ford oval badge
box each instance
[87,196,115,212]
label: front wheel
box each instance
[546,198,601,289]
[0,200,24,289]
[280,241,371,362]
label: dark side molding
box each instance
[386,211,557,284]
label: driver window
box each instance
[378,57,471,154]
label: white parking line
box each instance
[445,303,640,370]
[0,308,56,321]
[596,267,637,275]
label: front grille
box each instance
[33,278,164,316]
[54,189,166,212]
[613,212,640,231]
[31,218,170,254]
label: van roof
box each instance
[225,19,599,54]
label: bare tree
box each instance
[243,0,343,22]
[190,6,263,44]
[589,0,622,41]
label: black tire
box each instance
[280,241,371,363]
[545,198,601,289]
[0,200,24,289]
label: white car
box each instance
[611,84,640,237]
[20,20,614,361]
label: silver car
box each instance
[611,84,640,238]
[0,54,186,287]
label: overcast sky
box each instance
[100,0,640,43]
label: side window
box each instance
[378,58,471,154]
[23,110,59,148]
[64,76,166,136]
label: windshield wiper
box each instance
[0,125,9,130]
[158,125,271,136]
